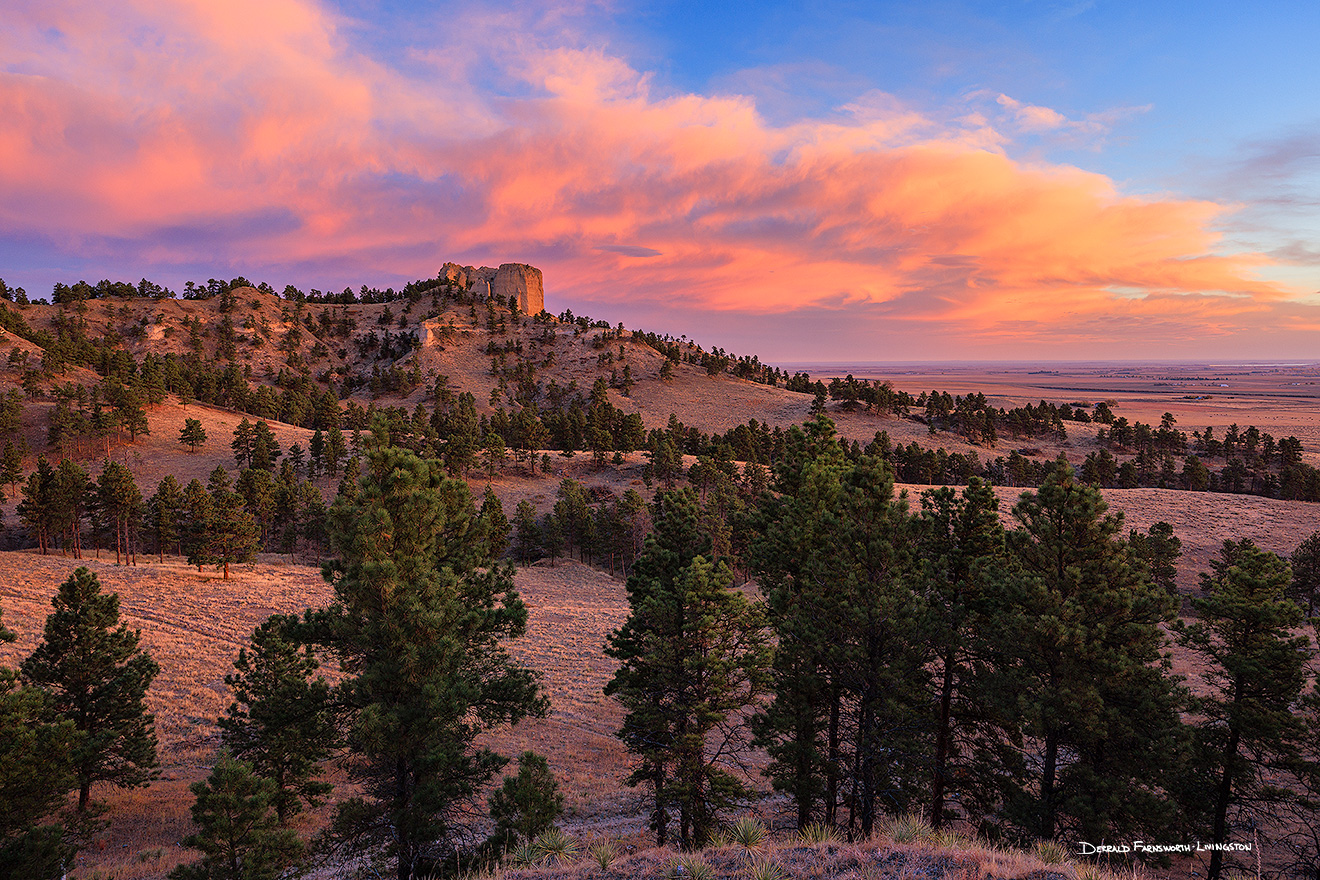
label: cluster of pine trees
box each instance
[4,443,558,880]
[606,416,1320,879]
[10,449,330,577]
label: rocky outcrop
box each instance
[494,263,544,315]
[437,261,544,315]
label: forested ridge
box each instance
[3,271,1320,879]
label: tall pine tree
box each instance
[219,614,336,825]
[994,461,1185,843]
[311,446,545,879]
[21,568,159,812]
[913,479,1014,830]
[0,603,78,878]
[1176,541,1311,880]
[606,488,771,847]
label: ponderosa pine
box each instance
[0,604,77,879]
[995,460,1185,843]
[606,488,771,848]
[312,446,544,880]
[1177,541,1311,880]
[21,567,159,812]
[219,614,335,825]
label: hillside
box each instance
[3,270,1320,880]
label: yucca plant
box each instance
[796,822,839,844]
[727,816,769,857]
[670,854,716,880]
[508,842,541,868]
[536,828,580,865]
[1032,839,1069,865]
[882,813,933,845]
[746,856,787,880]
[929,827,966,849]
[587,840,619,869]
[1074,864,1106,880]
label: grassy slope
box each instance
[3,290,1319,878]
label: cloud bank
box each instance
[0,0,1309,357]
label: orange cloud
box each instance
[0,0,1308,356]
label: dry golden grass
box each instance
[895,482,1320,593]
[491,830,1144,880]
[0,550,637,878]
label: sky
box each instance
[2,0,1319,362]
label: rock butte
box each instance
[440,262,545,316]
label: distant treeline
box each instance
[5,272,1320,506]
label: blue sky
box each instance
[2,0,1317,359]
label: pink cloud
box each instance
[0,0,1308,356]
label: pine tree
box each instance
[311,447,545,879]
[308,429,325,480]
[1176,541,1311,880]
[513,501,541,563]
[219,615,334,825]
[178,418,207,453]
[21,568,159,812]
[235,468,278,548]
[249,421,280,472]
[486,751,563,853]
[541,512,563,567]
[50,459,91,559]
[1129,520,1182,598]
[94,459,142,565]
[181,478,214,572]
[168,753,304,880]
[194,467,259,579]
[606,489,771,847]
[752,422,927,835]
[914,479,1012,830]
[479,486,511,559]
[324,428,347,478]
[0,677,78,878]
[1288,530,1320,617]
[335,456,360,501]
[995,461,1185,842]
[115,387,149,442]
[0,604,78,878]
[231,419,255,470]
[148,475,186,561]
[0,440,21,499]
[483,431,507,480]
[285,444,305,481]
[17,456,56,554]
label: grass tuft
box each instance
[1031,839,1069,865]
[796,822,839,844]
[882,812,933,845]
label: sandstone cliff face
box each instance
[438,261,544,315]
[494,263,544,315]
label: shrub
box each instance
[671,854,715,880]
[882,812,932,845]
